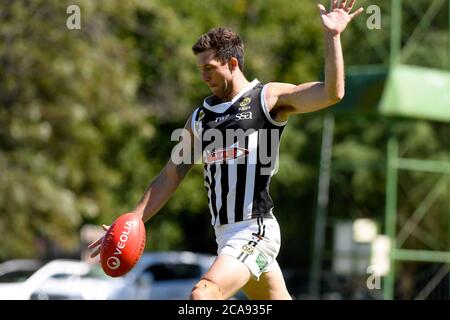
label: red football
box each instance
[100,213,146,277]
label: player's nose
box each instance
[202,71,211,83]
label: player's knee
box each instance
[190,279,223,300]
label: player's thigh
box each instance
[200,254,252,299]
[242,261,292,300]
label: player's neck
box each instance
[221,74,250,102]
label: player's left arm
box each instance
[265,0,364,122]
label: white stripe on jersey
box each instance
[204,165,215,225]
[243,131,258,218]
[227,156,238,225]
[213,163,222,226]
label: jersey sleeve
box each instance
[191,107,202,139]
[260,84,288,127]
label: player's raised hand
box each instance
[318,0,364,35]
[87,224,109,258]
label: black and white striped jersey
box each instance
[191,79,287,226]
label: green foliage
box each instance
[0,0,144,258]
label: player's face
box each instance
[197,50,233,99]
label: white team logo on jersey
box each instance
[204,147,249,164]
[235,111,252,121]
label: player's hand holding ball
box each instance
[88,213,146,277]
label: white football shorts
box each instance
[214,217,281,280]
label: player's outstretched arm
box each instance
[264,0,364,121]
[88,116,198,258]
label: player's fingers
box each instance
[332,0,338,10]
[345,0,356,12]
[339,0,347,9]
[90,245,101,258]
[87,236,103,249]
[349,7,364,19]
[318,4,327,15]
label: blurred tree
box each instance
[0,0,145,258]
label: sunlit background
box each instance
[0,0,449,300]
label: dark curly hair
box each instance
[192,27,245,71]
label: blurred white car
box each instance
[31,251,215,300]
[30,264,121,300]
[0,259,43,284]
[0,259,89,300]
[118,251,215,300]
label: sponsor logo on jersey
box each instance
[256,253,268,271]
[235,111,252,121]
[204,147,249,164]
[239,97,251,107]
[238,105,251,111]
[241,244,255,255]
[215,114,230,123]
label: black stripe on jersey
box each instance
[204,166,210,185]
[218,163,228,224]
[234,135,249,222]
[204,169,212,218]
[208,164,219,225]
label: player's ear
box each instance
[229,57,239,72]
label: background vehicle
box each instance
[0,259,89,300]
[119,251,216,300]
[31,251,215,300]
[0,259,43,284]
